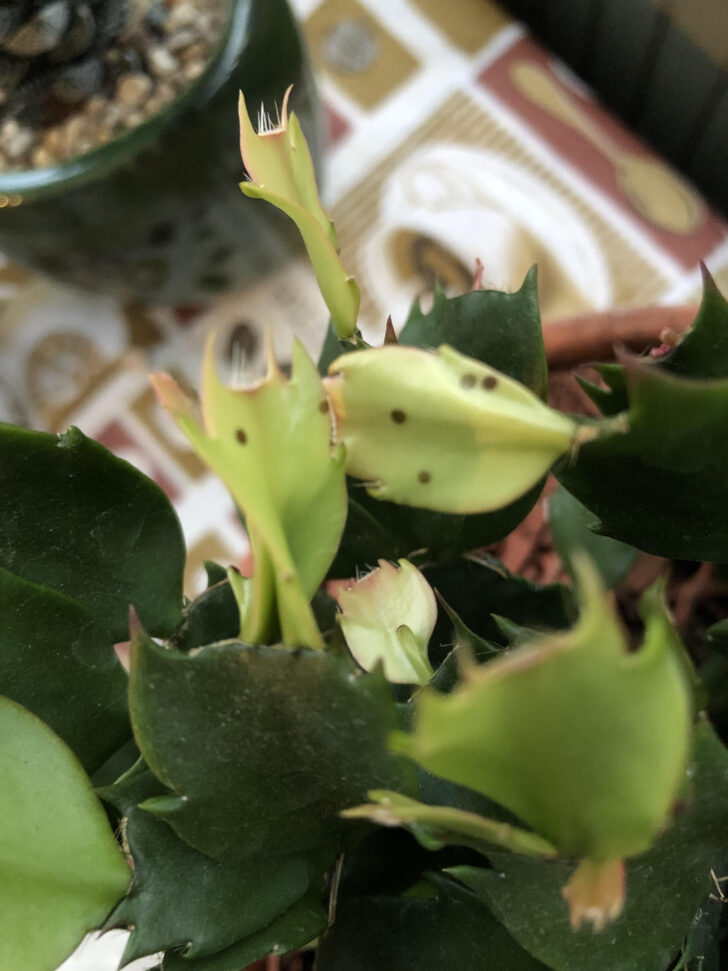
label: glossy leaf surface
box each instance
[168,580,240,653]
[659,270,728,379]
[558,362,728,561]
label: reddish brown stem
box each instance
[544,306,697,368]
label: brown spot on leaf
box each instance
[418,470,431,483]
[391,409,406,424]
[460,374,476,389]
[235,428,247,444]
[482,375,498,390]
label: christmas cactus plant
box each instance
[2,91,728,971]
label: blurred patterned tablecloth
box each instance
[3,0,728,607]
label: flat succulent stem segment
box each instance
[393,557,691,866]
[238,88,360,339]
[326,344,577,513]
[0,697,130,970]
[151,336,347,649]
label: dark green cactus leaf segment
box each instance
[100,761,322,964]
[0,566,129,773]
[659,268,728,380]
[0,424,185,641]
[450,722,728,971]
[328,478,544,577]
[316,872,548,971]
[129,633,412,863]
[561,276,728,560]
[168,580,240,653]
[556,360,728,561]
[578,271,728,422]
[161,893,327,971]
[699,620,728,746]
[399,267,548,401]
[317,319,359,376]
[546,485,636,589]
[424,554,574,649]
[429,597,502,695]
[576,362,628,416]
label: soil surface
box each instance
[0,0,227,172]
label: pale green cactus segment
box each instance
[238,88,336,248]
[226,550,277,647]
[151,337,347,650]
[335,558,436,684]
[325,344,577,514]
[343,789,558,859]
[241,179,361,340]
[392,555,692,863]
[238,89,360,338]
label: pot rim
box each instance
[0,0,247,202]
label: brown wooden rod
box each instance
[543,305,697,368]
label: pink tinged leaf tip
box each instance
[150,372,196,422]
[335,559,436,684]
[472,258,485,291]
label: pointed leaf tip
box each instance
[150,371,196,421]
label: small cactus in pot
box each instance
[0,0,132,125]
[0,0,228,171]
[0,0,317,304]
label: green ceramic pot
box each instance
[0,0,320,305]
